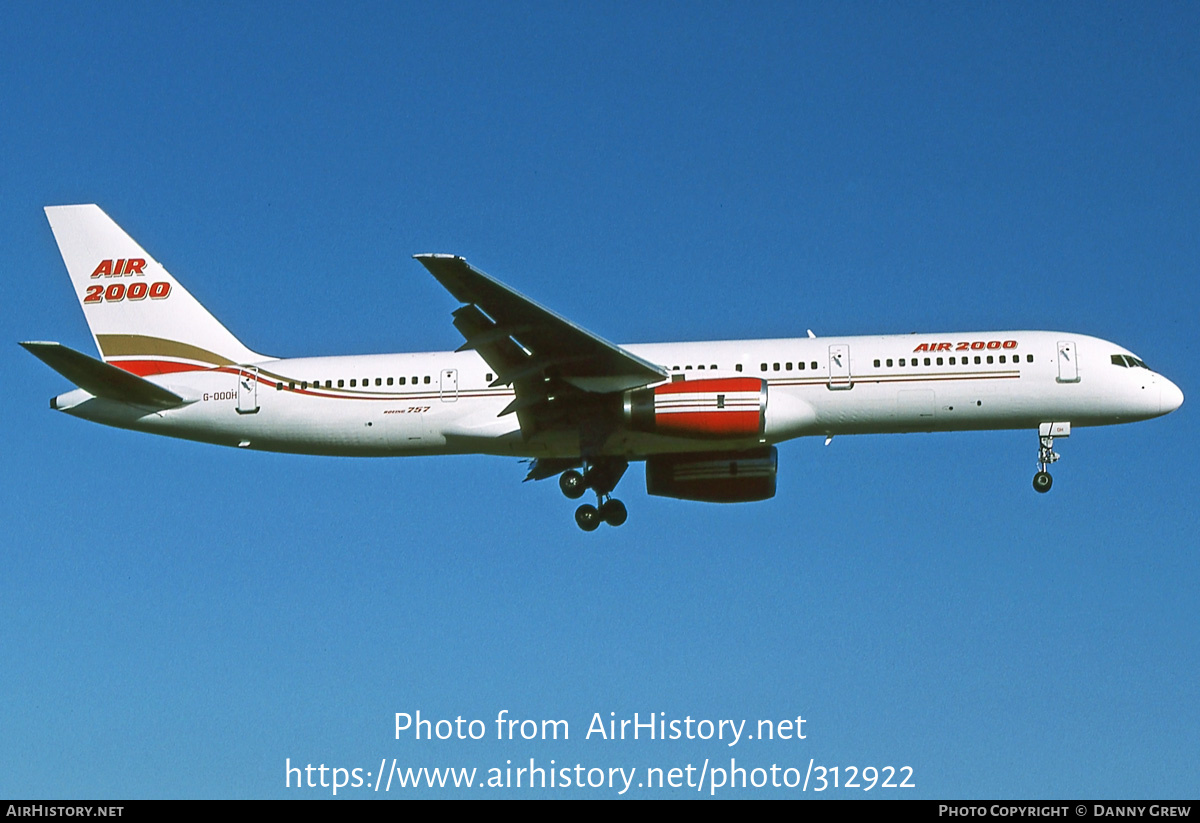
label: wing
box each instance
[414,255,667,432]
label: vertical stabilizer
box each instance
[44,205,268,376]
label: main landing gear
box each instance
[560,460,628,531]
[1033,422,1070,494]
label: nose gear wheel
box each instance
[1033,430,1061,493]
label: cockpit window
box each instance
[1114,354,1151,370]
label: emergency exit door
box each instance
[237,366,259,414]
[828,344,852,390]
[440,368,459,402]
[1056,341,1080,383]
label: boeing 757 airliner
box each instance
[23,205,1184,530]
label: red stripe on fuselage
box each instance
[110,359,212,376]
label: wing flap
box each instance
[449,303,528,376]
[20,341,184,409]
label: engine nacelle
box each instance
[624,377,766,439]
[645,447,778,503]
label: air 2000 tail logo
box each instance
[84,259,171,304]
[91,258,146,277]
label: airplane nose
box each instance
[1160,379,1184,415]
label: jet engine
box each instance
[645,446,778,502]
[623,377,766,438]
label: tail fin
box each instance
[44,205,267,376]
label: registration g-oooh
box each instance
[24,206,1184,529]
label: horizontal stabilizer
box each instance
[20,341,184,409]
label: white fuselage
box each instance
[52,330,1183,460]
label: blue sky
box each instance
[2,2,1196,798]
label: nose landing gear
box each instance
[561,460,628,530]
[1033,422,1070,493]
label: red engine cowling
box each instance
[623,377,767,438]
[645,447,778,503]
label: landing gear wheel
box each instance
[559,470,586,499]
[599,498,628,527]
[575,503,601,531]
[1032,427,1065,494]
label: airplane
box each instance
[23,205,1184,531]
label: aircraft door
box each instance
[828,344,852,390]
[440,368,458,402]
[1056,341,1080,383]
[237,366,260,414]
